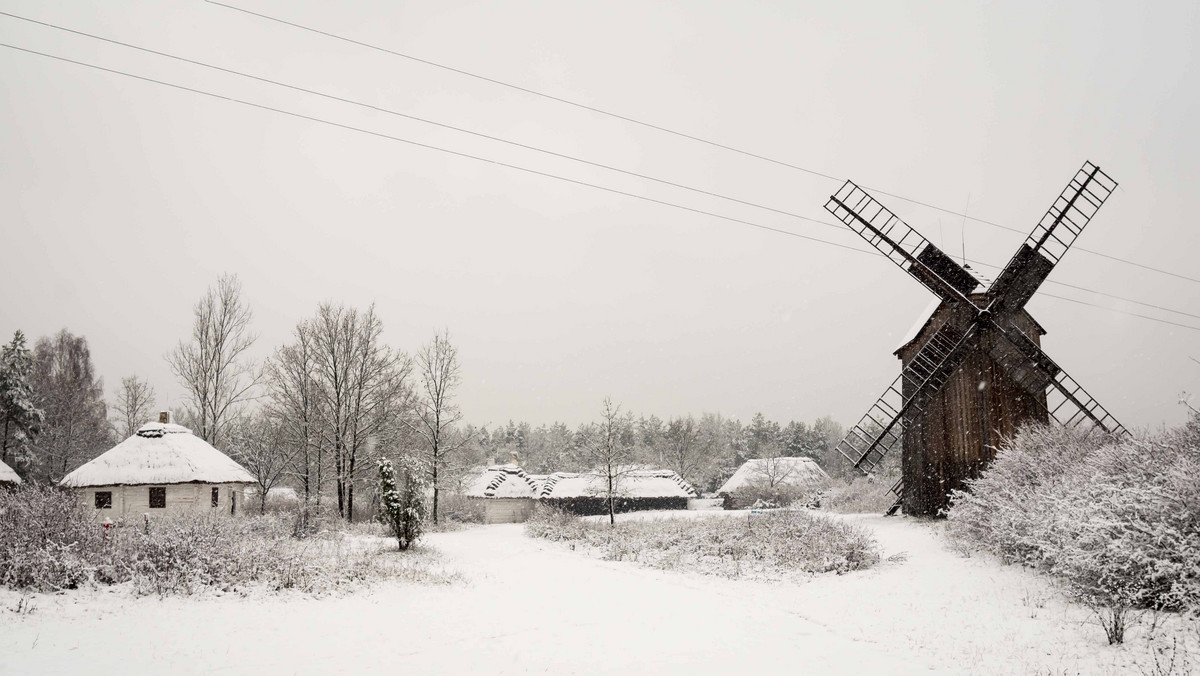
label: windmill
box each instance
[825,161,1128,516]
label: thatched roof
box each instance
[465,464,539,498]
[60,422,254,488]
[716,457,829,494]
[538,468,696,499]
[0,458,21,485]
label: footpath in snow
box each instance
[0,511,1189,674]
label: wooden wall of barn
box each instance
[898,306,1048,516]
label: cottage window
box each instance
[94,491,112,509]
[230,491,237,515]
[149,486,166,509]
[212,487,219,507]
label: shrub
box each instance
[526,504,880,578]
[0,484,453,595]
[436,493,485,525]
[726,481,826,511]
[539,496,688,516]
[822,475,900,514]
[947,420,1200,639]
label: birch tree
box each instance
[28,330,111,483]
[266,320,325,513]
[167,273,260,447]
[583,397,635,527]
[310,303,410,521]
[111,375,156,439]
[407,329,465,525]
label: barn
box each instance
[538,468,696,515]
[716,457,829,508]
[465,463,540,524]
[59,413,254,517]
[0,457,20,486]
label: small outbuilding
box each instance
[465,463,540,524]
[717,457,829,509]
[59,413,254,517]
[538,468,696,515]
[0,458,21,486]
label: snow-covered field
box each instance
[1,511,1194,674]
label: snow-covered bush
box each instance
[526,505,880,578]
[822,475,898,514]
[726,482,824,511]
[377,456,428,551]
[436,493,485,525]
[0,484,451,595]
[947,419,1200,640]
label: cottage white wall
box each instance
[79,483,250,518]
[474,497,534,524]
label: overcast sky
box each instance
[1,0,1198,432]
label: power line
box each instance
[206,0,1200,288]
[965,259,1200,322]
[0,10,835,232]
[3,40,1198,337]
[0,41,870,254]
[6,10,1198,325]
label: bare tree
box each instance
[750,454,799,488]
[310,304,411,521]
[167,274,260,448]
[663,415,705,488]
[583,397,635,527]
[267,320,325,513]
[29,330,111,483]
[111,375,156,439]
[407,329,466,525]
[227,410,298,513]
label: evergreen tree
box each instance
[0,331,44,469]
[377,456,428,551]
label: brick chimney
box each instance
[158,410,171,424]
[507,450,520,466]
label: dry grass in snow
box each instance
[526,504,880,579]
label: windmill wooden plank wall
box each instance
[897,301,1047,515]
[823,161,1128,517]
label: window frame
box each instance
[212,487,219,507]
[94,491,112,509]
[148,486,166,509]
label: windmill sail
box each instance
[836,321,980,474]
[826,181,980,305]
[989,162,1117,315]
[990,327,1128,435]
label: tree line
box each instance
[1,273,856,523]
[458,407,850,495]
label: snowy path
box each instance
[0,513,1176,674]
[0,521,930,675]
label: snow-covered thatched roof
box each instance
[716,457,829,495]
[465,464,540,499]
[60,422,254,488]
[538,468,696,499]
[0,458,21,485]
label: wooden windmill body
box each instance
[824,162,1128,516]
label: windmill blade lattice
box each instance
[825,181,980,305]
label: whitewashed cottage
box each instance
[59,412,254,516]
[0,457,21,486]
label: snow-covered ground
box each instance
[1,511,1194,674]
